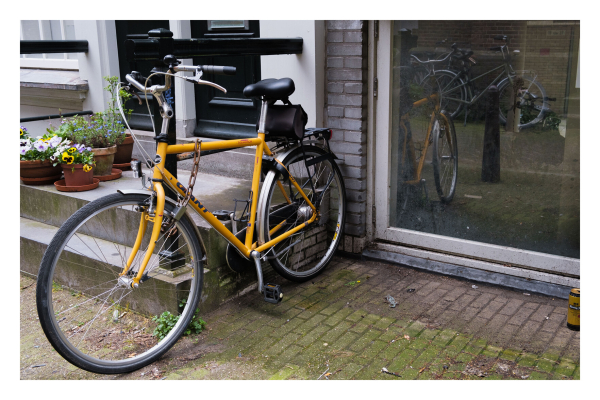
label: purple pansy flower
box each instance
[34,141,49,152]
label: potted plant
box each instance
[20,126,65,185]
[48,76,133,178]
[105,76,135,167]
[54,141,95,187]
[56,112,124,177]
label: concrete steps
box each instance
[20,165,276,315]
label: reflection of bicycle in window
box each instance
[397,88,458,205]
[412,35,550,129]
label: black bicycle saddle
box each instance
[243,78,295,100]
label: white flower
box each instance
[48,135,62,148]
[20,147,29,155]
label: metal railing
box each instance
[20,40,89,54]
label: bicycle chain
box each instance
[161,139,201,236]
[179,139,202,208]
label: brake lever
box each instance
[183,75,227,93]
[199,79,227,93]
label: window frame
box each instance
[20,20,79,70]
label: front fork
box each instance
[119,142,169,287]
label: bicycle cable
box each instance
[115,70,200,197]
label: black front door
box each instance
[115,20,170,131]
[190,20,261,139]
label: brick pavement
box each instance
[20,255,579,380]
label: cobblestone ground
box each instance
[20,256,579,380]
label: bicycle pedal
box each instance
[263,283,283,304]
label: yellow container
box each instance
[567,288,580,331]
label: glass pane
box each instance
[49,20,62,39]
[389,20,580,259]
[21,20,40,40]
[46,20,63,59]
[21,20,42,58]
[207,20,248,30]
[64,20,77,59]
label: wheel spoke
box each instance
[264,148,344,280]
[38,194,203,371]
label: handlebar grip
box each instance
[201,65,237,75]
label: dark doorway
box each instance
[190,20,262,139]
[115,20,170,131]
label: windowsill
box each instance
[20,58,79,71]
[20,68,88,110]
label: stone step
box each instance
[20,217,188,315]
[19,167,277,314]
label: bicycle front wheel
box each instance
[421,70,466,119]
[432,112,458,203]
[259,145,346,282]
[36,193,204,374]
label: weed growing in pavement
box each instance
[152,299,206,340]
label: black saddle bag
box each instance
[258,104,308,140]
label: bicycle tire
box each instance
[421,70,466,119]
[36,192,204,374]
[498,75,548,129]
[432,112,458,203]
[258,145,346,282]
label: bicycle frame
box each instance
[398,94,451,185]
[120,134,318,286]
[421,44,521,108]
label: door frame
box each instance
[369,21,579,284]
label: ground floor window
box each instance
[388,20,580,259]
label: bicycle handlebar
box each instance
[411,44,457,65]
[174,64,236,75]
[125,58,237,95]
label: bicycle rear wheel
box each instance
[36,193,204,374]
[432,112,458,203]
[258,145,346,282]
[498,75,548,129]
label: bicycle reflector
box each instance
[326,129,333,140]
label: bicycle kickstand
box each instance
[251,251,283,304]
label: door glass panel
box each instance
[208,20,249,31]
[389,20,580,259]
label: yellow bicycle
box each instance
[36,57,346,374]
[398,89,458,204]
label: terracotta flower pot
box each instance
[91,145,117,176]
[114,134,134,164]
[20,159,63,185]
[61,164,94,187]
